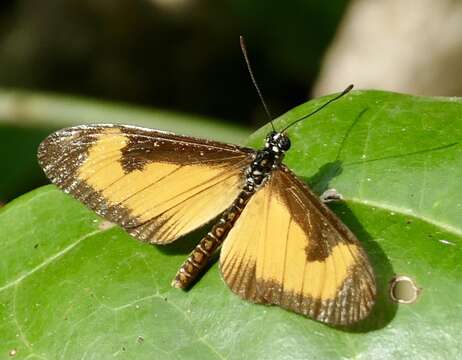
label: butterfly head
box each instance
[265,131,291,154]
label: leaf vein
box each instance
[0,227,109,293]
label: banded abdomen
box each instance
[171,188,255,288]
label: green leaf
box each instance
[1,90,461,359]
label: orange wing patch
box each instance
[38,125,254,244]
[220,166,375,325]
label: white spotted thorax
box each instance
[243,131,292,191]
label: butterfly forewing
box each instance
[220,165,376,325]
[38,124,255,244]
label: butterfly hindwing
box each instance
[38,124,254,244]
[220,165,376,325]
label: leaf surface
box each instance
[1,90,461,359]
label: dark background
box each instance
[0,0,348,203]
[0,0,346,127]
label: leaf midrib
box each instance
[0,228,108,294]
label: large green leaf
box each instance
[0,90,461,359]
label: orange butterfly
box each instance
[37,40,375,326]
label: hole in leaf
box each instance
[389,275,420,304]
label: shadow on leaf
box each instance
[303,160,398,331]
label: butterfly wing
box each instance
[38,124,255,244]
[220,165,376,325]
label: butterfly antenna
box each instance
[240,36,275,132]
[281,84,354,133]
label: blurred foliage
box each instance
[0,0,347,126]
[0,125,50,203]
[0,89,250,203]
[0,0,348,202]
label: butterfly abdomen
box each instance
[171,188,255,288]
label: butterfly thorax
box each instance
[244,131,291,191]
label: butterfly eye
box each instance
[278,135,291,151]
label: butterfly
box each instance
[37,39,375,325]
